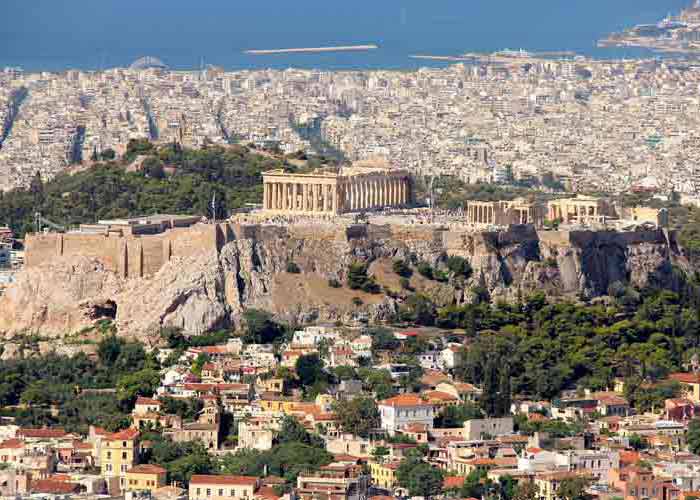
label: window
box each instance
[122,452,128,460]
[121,465,128,473]
[230,490,236,497]
[197,489,201,495]
[207,489,211,496]
[219,489,224,496]
[123,441,127,447]
[107,452,112,460]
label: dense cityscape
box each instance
[4,53,700,200]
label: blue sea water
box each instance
[0,0,694,72]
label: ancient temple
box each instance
[261,166,413,215]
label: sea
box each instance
[0,0,694,72]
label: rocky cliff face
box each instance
[0,224,686,340]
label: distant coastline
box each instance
[245,45,379,55]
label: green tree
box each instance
[498,364,512,417]
[556,477,593,500]
[513,481,540,500]
[295,354,326,388]
[242,309,283,344]
[400,294,437,326]
[435,403,483,428]
[417,262,434,280]
[371,446,390,463]
[332,396,379,438]
[481,357,499,417]
[116,368,161,408]
[277,416,324,447]
[459,469,487,498]
[405,463,443,499]
[688,419,700,454]
[98,335,123,366]
[368,326,399,351]
[446,256,473,279]
[392,259,413,278]
[628,433,648,451]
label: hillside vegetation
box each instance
[0,140,283,237]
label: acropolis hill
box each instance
[2,217,687,340]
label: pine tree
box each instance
[29,171,44,206]
[498,364,512,417]
[481,357,499,417]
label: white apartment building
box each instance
[378,394,434,435]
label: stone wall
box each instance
[25,223,237,279]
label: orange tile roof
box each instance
[129,464,167,474]
[190,475,258,486]
[108,428,140,441]
[425,390,459,402]
[0,438,24,449]
[443,476,465,489]
[619,450,641,465]
[20,428,68,439]
[256,486,281,500]
[379,394,431,407]
[135,397,161,406]
[669,373,700,384]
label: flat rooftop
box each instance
[96,214,202,226]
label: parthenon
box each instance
[262,167,413,215]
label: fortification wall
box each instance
[24,223,680,282]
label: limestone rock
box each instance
[0,225,689,342]
[0,256,124,337]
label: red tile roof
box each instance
[19,428,68,439]
[31,480,81,494]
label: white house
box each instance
[292,326,340,347]
[517,447,558,473]
[417,351,441,371]
[554,450,619,482]
[350,335,373,358]
[440,345,464,370]
[378,394,434,435]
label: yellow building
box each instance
[125,464,167,492]
[100,428,140,490]
[258,393,299,414]
[534,472,583,500]
[189,475,260,500]
[369,461,400,490]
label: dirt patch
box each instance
[369,257,435,294]
[271,272,387,310]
